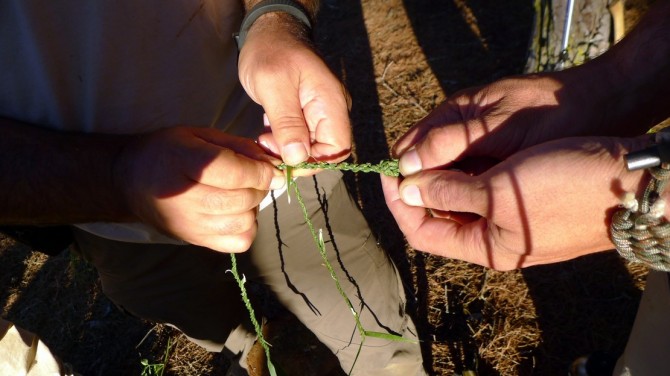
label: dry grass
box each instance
[0,1,655,375]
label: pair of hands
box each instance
[116,14,351,253]
[119,53,645,264]
[382,0,670,270]
[382,75,649,270]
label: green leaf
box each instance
[364,330,418,343]
[285,166,293,204]
[267,359,278,376]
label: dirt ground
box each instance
[0,0,656,375]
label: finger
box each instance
[393,101,456,156]
[381,174,433,238]
[301,80,352,162]
[394,96,493,175]
[397,120,479,176]
[398,170,489,215]
[203,210,257,238]
[193,128,275,162]
[185,140,285,191]
[187,185,267,216]
[284,167,320,178]
[200,226,258,253]
[381,175,489,261]
[170,210,258,253]
[256,73,311,165]
[260,76,352,164]
[257,132,281,158]
[431,209,482,225]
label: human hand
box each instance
[382,136,651,270]
[393,74,613,176]
[115,127,285,253]
[237,13,352,168]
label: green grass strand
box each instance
[227,254,277,376]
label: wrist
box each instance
[247,11,311,47]
[571,2,670,136]
[236,0,314,51]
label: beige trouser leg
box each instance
[613,270,670,376]
[0,318,76,375]
[72,170,425,375]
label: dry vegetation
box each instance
[0,0,655,375]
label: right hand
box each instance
[383,135,650,270]
[115,127,285,253]
[237,12,352,168]
[393,74,606,176]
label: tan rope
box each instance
[611,166,670,271]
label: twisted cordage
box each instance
[277,159,400,177]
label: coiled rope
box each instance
[611,165,670,271]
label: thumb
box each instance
[381,172,492,263]
[261,87,311,166]
[398,170,489,215]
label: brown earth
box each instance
[0,1,656,375]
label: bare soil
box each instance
[0,1,655,375]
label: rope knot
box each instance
[611,164,670,271]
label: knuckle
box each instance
[421,130,445,161]
[200,191,230,213]
[200,190,260,214]
[209,212,256,236]
[256,166,272,190]
[430,174,486,211]
[225,166,248,188]
[426,176,455,209]
[272,116,306,135]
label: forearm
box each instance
[560,0,670,136]
[0,118,135,225]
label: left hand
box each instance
[382,136,650,270]
[237,13,352,167]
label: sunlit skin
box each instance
[0,3,353,254]
[382,1,670,270]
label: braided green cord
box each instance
[288,177,366,335]
[278,159,400,177]
[287,174,369,375]
[285,166,415,374]
[228,160,409,375]
[227,254,277,376]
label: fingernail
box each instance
[282,142,308,165]
[399,148,422,176]
[400,185,424,206]
[270,175,286,190]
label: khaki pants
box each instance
[0,318,76,375]
[72,171,425,375]
[614,270,670,376]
